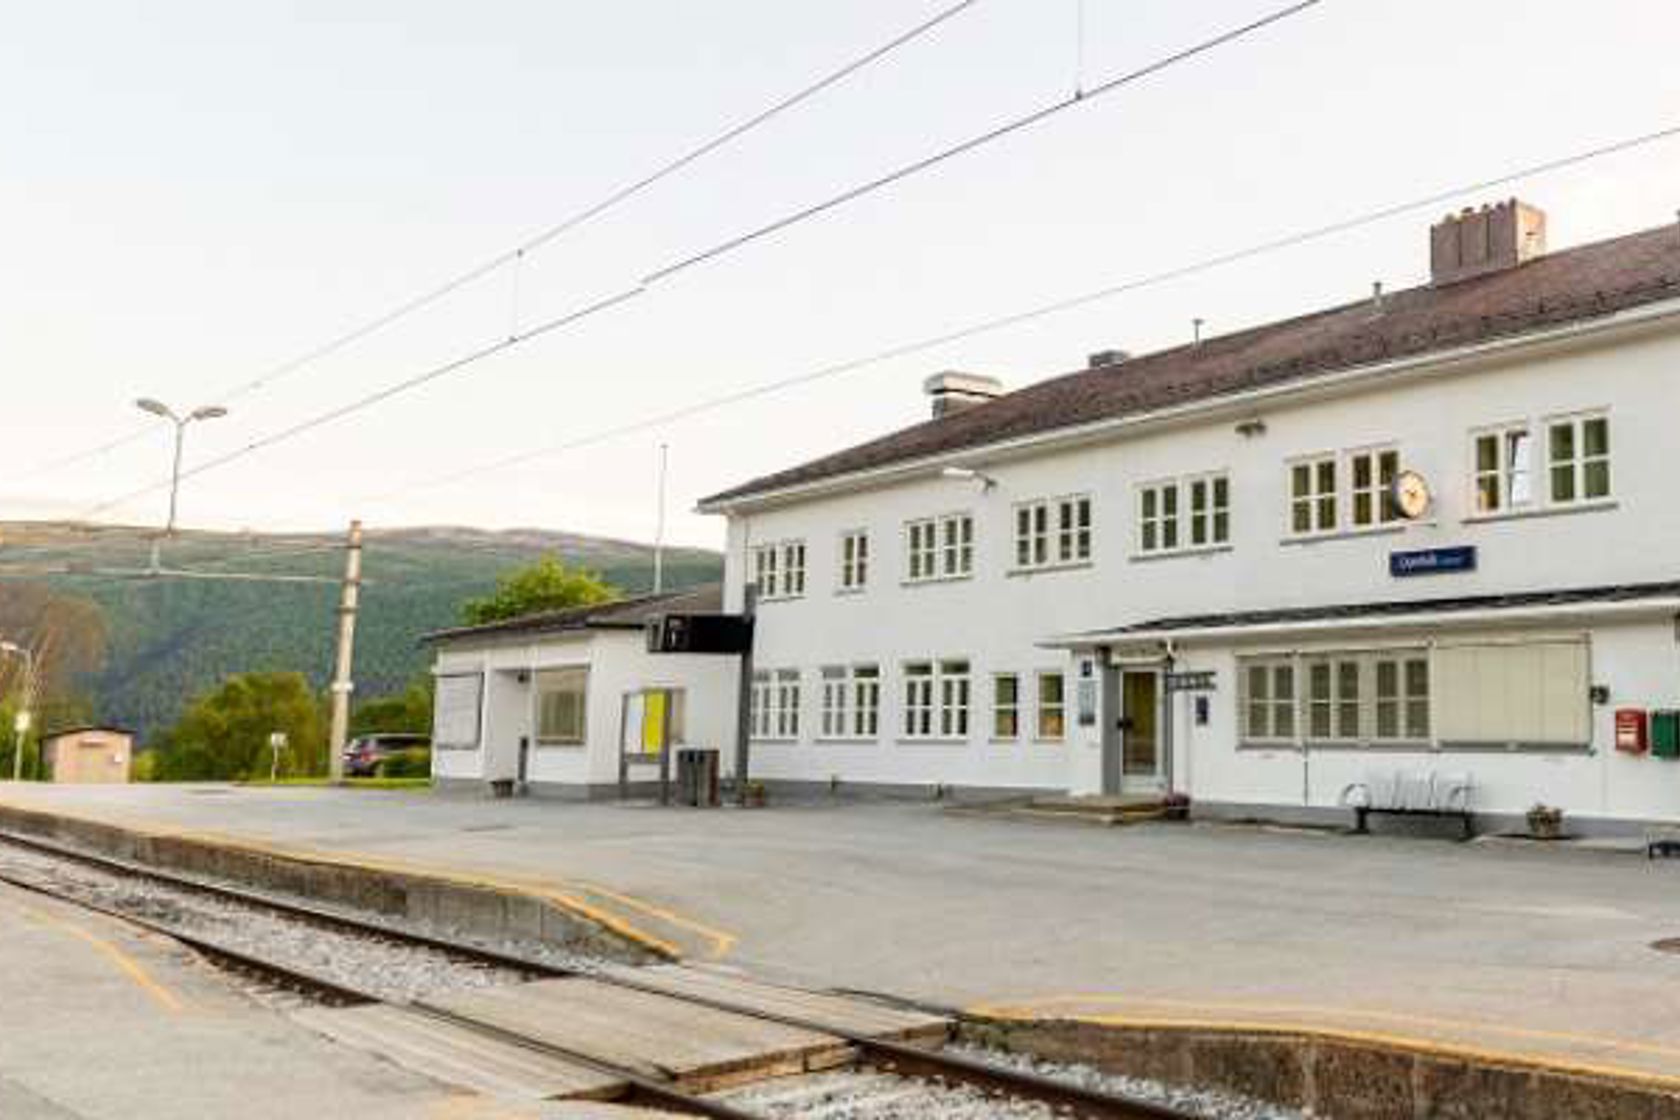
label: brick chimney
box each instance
[1430,199,1546,286]
[923,371,1003,418]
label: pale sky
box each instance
[3,1,1678,550]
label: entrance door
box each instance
[1120,670,1163,794]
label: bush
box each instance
[376,747,431,779]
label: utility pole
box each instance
[326,520,363,783]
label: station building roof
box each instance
[423,583,723,646]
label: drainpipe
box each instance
[1160,640,1177,795]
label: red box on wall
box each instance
[1615,709,1649,754]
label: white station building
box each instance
[691,201,1680,833]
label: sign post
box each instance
[268,731,288,784]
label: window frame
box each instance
[838,529,869,592]
[1546,411,1612,506]
[905,512,974,583]
[1035,671,1067,741]
[1138,474,1230,556]
[1469,422,1535,516]
[1014,494,1093,571]
[1348,445,1402,529]
[818,664,880,740]
[752,540,806,601]
[1287,453,1340,537]
[750,668,802,742]
[992,672,1020,740]
[533,666,589,746]
[1237,648,1434,749]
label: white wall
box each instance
[718,312,1680,805]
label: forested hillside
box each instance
[0,523,721,740]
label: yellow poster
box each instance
[641,692,667,754]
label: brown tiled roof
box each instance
[702,221,1680,507]
[422,583,723,645]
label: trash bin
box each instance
[675,748,720,807]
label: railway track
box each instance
[0,827,1198,1120]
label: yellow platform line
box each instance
[2,894,186,1014]
[573,879,738,959]
[971,995,1680,1091]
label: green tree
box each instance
[350,677,434,737]
[150,671,325,781]
[460,557,618,626]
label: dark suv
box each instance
[342,733,430,777]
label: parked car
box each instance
[342,733,430,778]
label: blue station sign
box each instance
[1390,545,1477,578]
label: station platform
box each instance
[5,781,1680,1095]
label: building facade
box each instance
[42,726,134,784]
[699,202,1680,831]
[426,586,738,799]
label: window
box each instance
[992,674,1020,738]
[820,665,879,738]
[1036,672,1066,739]
[906,514,973,581]
[1548,414,1611,504]
[1016,497,1092,569]
[1349,448,1400,527]
[750,669,800,740]
[1434,640,1589,747]
[903,662,935,737]
[1472,426,1533,513]
[753,541,806,599]
[939,659,971,737]
[1239,649,1432,746]
[1290,456,1338,535]
[1373,654,1430,741]
[1138,483,1179,553]
[1241,661,1295,742]
[1141,476,1227,554]
[752,545,779,598]
[534,667,588,744]
[1187,475,1230,548]
[839,531,869,591]
[775,669,801,738]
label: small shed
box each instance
[42,725,134,784]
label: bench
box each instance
[1340,770,1475,840]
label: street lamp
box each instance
[135,399,228,570]
[0,641,35,782]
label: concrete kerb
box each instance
[0,802,668,964]
[964,1015,1680,1120]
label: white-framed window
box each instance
[1372,653,1430,742]
[1239,649,1431,746]
[1140,475,1228,554]
[992,673,1020,739]
[1186,474,1230,548]
[1349,447,1401,528]
[903,661,935,737]
[938,659,971,737]
[1241,660,1295,743]
[1138,482,1179,552]
[1036,672,1066,740]
[1016,496,1092,569]
[1547,413,1611,505]
[839,530,869,591]
[1472,424,1534,514]
[819,664,880,739]
[750,669,801,740]
[906,514,973,581]
[535,667,589,745]
[1289,455,1338,535]
[753,541,806,600]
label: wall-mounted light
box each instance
[940,465,998,492]
[1234,417,1267,439]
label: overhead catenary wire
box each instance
[357,119,1680,505]
[14,0,986,484]
[68,0,1323,524]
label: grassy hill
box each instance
[0,522,721,740]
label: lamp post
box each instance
[0,641,35,782]
[135,399,227,570]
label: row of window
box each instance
[751,664,1068,742]
[1239,639,1592,749]
[751,412,1613,600]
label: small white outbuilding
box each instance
[423,585,737,799]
